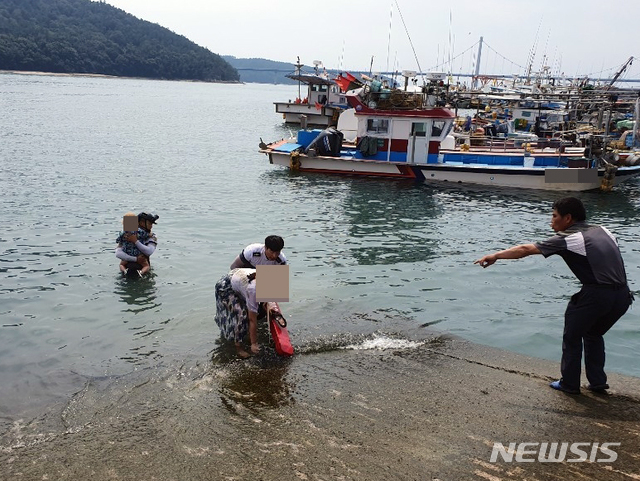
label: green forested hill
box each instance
[0,0,239,82]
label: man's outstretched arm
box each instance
[474,243,541,268]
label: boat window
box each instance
[432,121,445,137]
[367,118,389,134]
[311,84,329,92]
[411,122,427,137]
[442,120,454,138]
[522,111,532,118]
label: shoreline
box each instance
[2,335,640,480]
[0,69,243,84]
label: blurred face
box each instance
[265,247,280,261]
[550,209,573,232]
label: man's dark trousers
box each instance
[561,285,632,390]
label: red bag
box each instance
[267,303,293,356]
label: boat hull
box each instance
[265,150,640,191]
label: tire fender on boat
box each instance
[600,163,618,192]
[290,151,301,170]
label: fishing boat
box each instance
[274,59,349,127]
[260,74,640,192]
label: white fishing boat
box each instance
[274,59,349,127]
[260,74,640,192]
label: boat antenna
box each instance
[393,50,399,87]
[553,48,562,80]
[294,56,303,101]
[633,96,640,149]
[526,18,543,83]
[369,55,375,76]
[313,59,323,76]
[386,2,393,74]
[448,9,453,79]
[540,30,551,75]
[393,0,425,84]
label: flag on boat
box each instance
[335,72,364,93]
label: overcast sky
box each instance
[103,0,640,82]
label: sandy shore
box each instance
[0,69,242,83]
[2,335,640,480]
[0,69,117,79]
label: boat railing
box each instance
[453,134,578,154]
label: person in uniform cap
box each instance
[475,197,633,395]
[230,235,286,269]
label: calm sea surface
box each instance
[1,73,639,419]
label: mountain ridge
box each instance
[0,0,239,82]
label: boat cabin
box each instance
[347,92,455,164]
[286,73,347,107]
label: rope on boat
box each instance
[290,151,301,171]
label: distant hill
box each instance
[223,56,374,86]
[0,0,239,82]
[223,56,299,85]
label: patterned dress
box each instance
[214,272,249,342]
[116,228,150,257]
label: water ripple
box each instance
[1,74,639,422]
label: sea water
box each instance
[1,73,639,420]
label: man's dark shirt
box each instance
[535,221,627,286]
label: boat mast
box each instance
[604,56,634,91]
